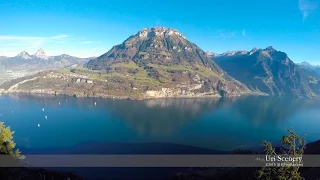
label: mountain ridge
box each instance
[0,27,251,99]
[0,49,92,85]
[211,46,320,98]
[298,61,320,76]
[1,27,319,99]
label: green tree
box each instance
[0,122,24,159]
[256,129,306,180]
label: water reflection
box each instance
[232,96,320,126]
[103,96,320,137]
[2,94,320,147]
[6,94,320,132]
[109,98,234,136]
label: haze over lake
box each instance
[0,95,320,152]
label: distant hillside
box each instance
[211,47,320,98]
[298,61,320,76]
[0,27,250,99]
[0,49,91,85]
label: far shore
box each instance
[0,91,268,101]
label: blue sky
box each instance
[0,0,319,64]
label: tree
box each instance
[256,129,306,180]
[0,122,24,159]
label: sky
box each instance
[0,0,319,64]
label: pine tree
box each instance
[256,129,306,180]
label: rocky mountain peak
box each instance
[265,46,276,51]
[249,48,261,55]
[33,48,48,59]
[299,61,320,68]
[300,61,312,66]
[16,51,32,59]
[206,51,219,57]
[221,50,248,56]
[81,26,251,98]
[86,26,219,70]
[136,27,186,39]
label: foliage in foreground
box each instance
[0,122,24,159]
[257,129,306,180]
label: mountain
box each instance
[85,27,222,72]
[32,48,48,59]
[211,46,320,98]
[0,49,91,85]
[206,50,249,58]
[16,51,32,59]
[0,27,250,99]
[298,61,320,76]
[84,27,250,97]
[206,51,219,58]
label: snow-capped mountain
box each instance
[16,51,32,59]
[206,50,248,58]
[206,51,219,57]
[206,46,277,57]
[32,48,48,59]
[220,50,248,56]
[0,49,92,85]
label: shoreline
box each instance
[0,91,266,101]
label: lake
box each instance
[1,94,320,152]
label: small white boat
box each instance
[59,102,61,105]
[42,108,45,112]
[38,124,40,127]
[45,116,48,119]
[94,102,97,106]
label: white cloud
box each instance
[0,34,69,41]
[299,0,319,21]
[217,30,236,38]
[242,30,246,36]
[0,34,69,56]
[0,34,107,57]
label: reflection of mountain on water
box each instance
[106,98,236,136]
[105,96,320,139]
[231,96,320,126]
[5,94,102,110]
[7,94,320,140]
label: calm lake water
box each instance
[1,95,320,152]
